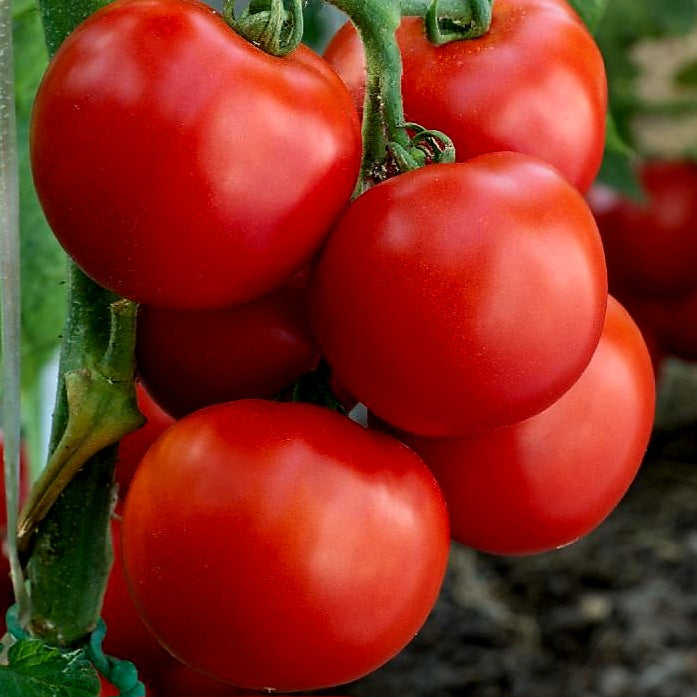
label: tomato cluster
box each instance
[28,0,657,692]
[589,161,697,368]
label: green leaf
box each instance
[604,110,634,157]
[566,0,610,33]
[641,0,697,36]
[596,149,644,201]
[0,639,100,697]
[674,58,697,88]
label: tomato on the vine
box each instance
[122,400,449,691]
[311,152,608,437]
[621,289,697,363]
[135,272,319,418]
[588,161,697,299]
[325,0,606,192]
[31,0,361,309]
[101,519,169,669]
[400,296,655,555]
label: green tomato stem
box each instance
[24,266,143,646]
[224,0,305,57]
[324,0,411,193]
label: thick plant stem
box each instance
[22,0,143,647]
[0,0,26,614]
[325,0,410,192]
[24,266,142,646]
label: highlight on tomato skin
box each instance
[324,0,607,193]
[121,399,450,692]
[310,152,608,438]
[398,295,656,556]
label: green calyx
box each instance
[401,0,494,44]
[426,0,493,44]
[388,123,456,173]
[224,0,304,57]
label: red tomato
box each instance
[102,519,170,669]
[0,436,29,536]
[150,658,252,696]
[115,382,175,498]
[121,400,449,691]
[99,674,156,697]
[0,436,28,637]
[0,555,12,636]
[588,162,697,298]
[324,0,606,192]
[31,0,361,309]
[135,273,319,418]
[621,288,697,362]
[311,153,608,436]
[400,296,655,555]
[99,676,118,696]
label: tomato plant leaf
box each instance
[604,110,634,157]
[0,639,100,697]
[566,0,609,33]
[597,149,644,201]
[596,108,642,199]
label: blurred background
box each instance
[11,0,697,695]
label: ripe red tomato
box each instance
[98,676,118,697]
[324,0,606,192]
[102,519,169,669]
[0,557,12,636]
[99,674,155,697]
[400,296,655,555]
[121,400,449,691]
[31,0,361,309]
[588,161,697,298]
[0,435,29,537]
[115,382,175,499]
[311,153,608,437]
[621,289,697,362]
[135,272,319,418]
[149,657,252,696]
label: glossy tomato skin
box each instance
[102,519,170,669]
[31,0,361,309]
[136,272,319,418]
[311,153,608,437]
[401,296,655,555]
[325,0,606,192]
[122,400,449,691]
[588,162,697,299]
